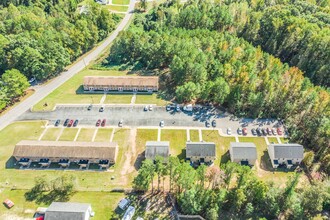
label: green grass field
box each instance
[58,128,79,141]
[202,130,236,166]
[161,129,187,160]
[280,137,290,143]
[41,128,62,141]
[135,94,168,106]
[189,130,200,142]
[104,94,132,104]
[112,0,130,4]
[106,4,128,12]
[94,128,113,142]
[76,128,96,142]
[136,129,158,151]
[33,69,130,111]
[268,137,278,144]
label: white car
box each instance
[160,120,164,127]
[149,105,153,111]
[237,128,242,135]
[227,128,232,135]
[118,198,130,210]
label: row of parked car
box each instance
[54,119,78,127]
[227,127,283,136]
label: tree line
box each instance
[107,22,329,173]
[133,158,330,219]
[0,0,120,112]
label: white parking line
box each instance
[186,129,190,141]
[157,127,161,141]
[38,127,48,141]
[74,128,81,141]
[110,128,115,142]
[56,127,65,141]
[198,129,202,141]
[92,128,98,142]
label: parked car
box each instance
[118,198,130,210]
[144,106,148,111]
[176,105,181,112]
[205,121,210,127]
[242,128,248,135]
[277,127,283,135]
[160,120,164,127]
[267,127,272,135]
[67,119,74,127]
[87,105,92,111]
[101,119,106,127]
[149,105,153,111]
[262,128,267,136]
[55,119,60,126]
[3,199,14,209]
[96,119,101,127]
[123,206,135,220]
[63,119,69,126]
[251,128,257,135]
[99,106,104,112]
[272,128,277,135]
[212,120,216,127]
[73,119,79,127]
[227,128,232,135]
[237,127,242,135]
[256,127,262,136]
[118,119,123,127]
[166,105,171,111]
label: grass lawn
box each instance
[76,128,96,142]
[280,137,290,143]
[94,128,113,142]
[135,94,168,106]
[268,137,278,144]
[136,129,158,152]
[58,128,79,141]
[33,69,129,111]
[41,128,62,141]
[112,0,130,4]
[202,130,236,166]
[104,94,132,104]
[106,4,128,12]
[161,129,186,160]
[189,130,200,142]
[0,188,124,220]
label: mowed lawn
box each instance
[112,0,129,4]
[268,137,278,144]
[189,130,200,142]
[104,94,132,104]
[41,128,62,141]
[94,128,113,142]
[0,189,124,220]
[135,94,168,106]
[76,128,96,142]
[106,4,128,12]
[136,129,158,153]
[161,129,187,160]
[33,69,130,111]
[58,128,79,141]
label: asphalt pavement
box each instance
[0,0,136,131]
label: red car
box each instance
[277,128,283,135]
[3,199,14,209]
[242,128,248,135]
[96,119,101,127]
[67,119,74,127]
[101,119,106,127]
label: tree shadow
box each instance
[134,150,146,171]
[5,157,18,169]
[221,150,230,164]
[177,149,186,161]
[260,150,273,171]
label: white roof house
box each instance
[45,202,93,220]
[145,141,169,160]
[229,142,257,165]
[267,144,304,168]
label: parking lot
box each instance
[17,105,285,136]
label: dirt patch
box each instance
[0,214,33,220]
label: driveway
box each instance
[0,0,136,131]
[17,105,285,136]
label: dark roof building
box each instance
[186,142,216,165]
[145,141,170,160]
[229,142,257,165]
[45,202,93,220]
[267,143,304,168]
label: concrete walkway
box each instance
[74,128,81,141]
[92,128,98,142]
[56,127,65,141]
[277,136,282,144]
[131,93,136,104]
[38,127,48,141]
[235,135,239,142]
[186,129,190,141]
[100,94,106,104]
[264,137,270,145]
[157,127,161,141]
[0,0,136,131]
[110,128,115,142]
[198,129,202,141]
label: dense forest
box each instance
[107,0,329,174]
[0,0,120,111]
[134,158,330,219]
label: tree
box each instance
[301,183,327,216]
[154,155,165,191]
[140,0,147,11]
[133,159,155,192]
[175,82,200,102]
[302,151,314,171]
[1,69,29,102]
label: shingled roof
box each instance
[268,144,304,159]
[13,140,118,161]
[45,202,91,220]
[145,141,170,160]
[186,142,216,157]
[83,76,159,87]
[230,142,257,160]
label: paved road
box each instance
[0,0,136,131]
[18,105,285,136]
